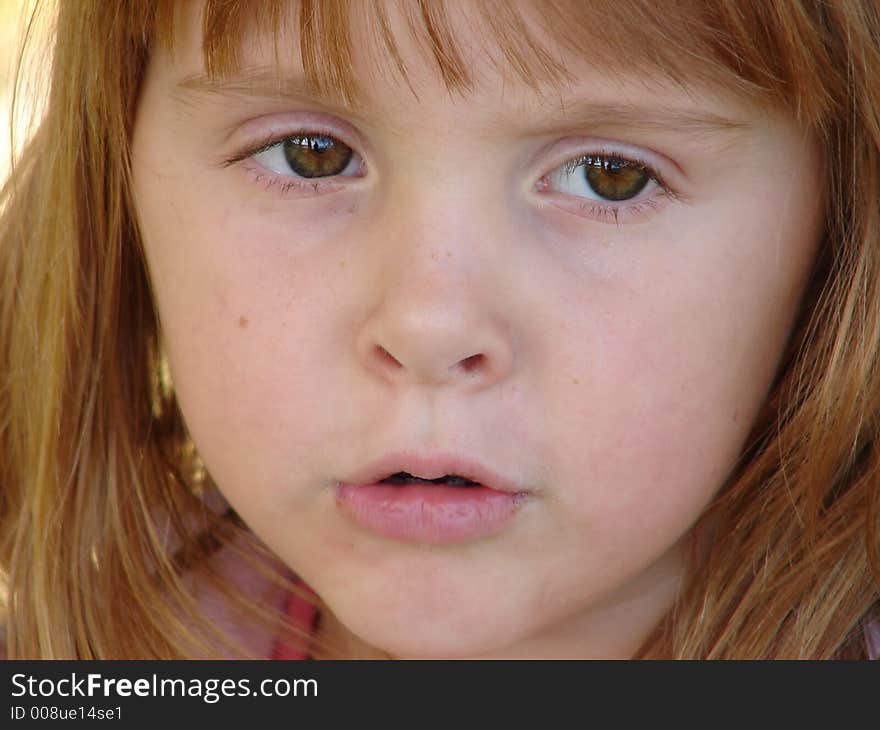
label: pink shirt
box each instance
[192,541,316,659]
[271,583,318,660]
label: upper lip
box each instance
[339,451,524,494]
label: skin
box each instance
[131,3,824,658]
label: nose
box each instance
[354,213,515,391]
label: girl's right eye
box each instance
[249,133,363,179]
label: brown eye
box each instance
[282,134,354,178]
[583,156,650,201]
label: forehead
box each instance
[156,0,830,126]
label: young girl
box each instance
[1,0,879,660]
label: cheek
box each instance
[540,191,820,552]
[136,186,351,494]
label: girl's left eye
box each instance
[544,154,660,202]
[249,133,363,178]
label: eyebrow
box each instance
[537,97,751,141]
[174,67,752,142]
[174,68,358,113]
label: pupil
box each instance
[283,135,353,178]
[585,157,649,201]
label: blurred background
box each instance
[1,0,38,184]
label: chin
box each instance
[331,601,526,660]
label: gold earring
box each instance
[181,438,208,491]
[149,339,174,419]
[150,339,208,491]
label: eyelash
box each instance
[224,132,676,221]
[223,132,362,197]
[544,152,675,224]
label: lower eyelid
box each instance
[239,159,352,198]
[538,187,673,224]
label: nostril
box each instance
[460,354,485,372]
[375,345,402,369]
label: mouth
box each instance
[379,472,482,488]
[341,452,522,494]
[335,453,527,544]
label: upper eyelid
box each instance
[228,112,674,164]
[223,111,370,164]
[558,155,660,183]
[538,137,675,183]
[228,108,673,157]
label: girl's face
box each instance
[132,3,823,657]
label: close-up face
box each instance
[131,3,824,658]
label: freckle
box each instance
[238,316,249,330]
[572,378,580,385]
[339,260,347,269]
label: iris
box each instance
[582,156,650,201]
[282,134,353,178]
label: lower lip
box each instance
[335,482,525,545]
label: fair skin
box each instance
[132,3,823,658]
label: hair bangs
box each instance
[152,0,841,127]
